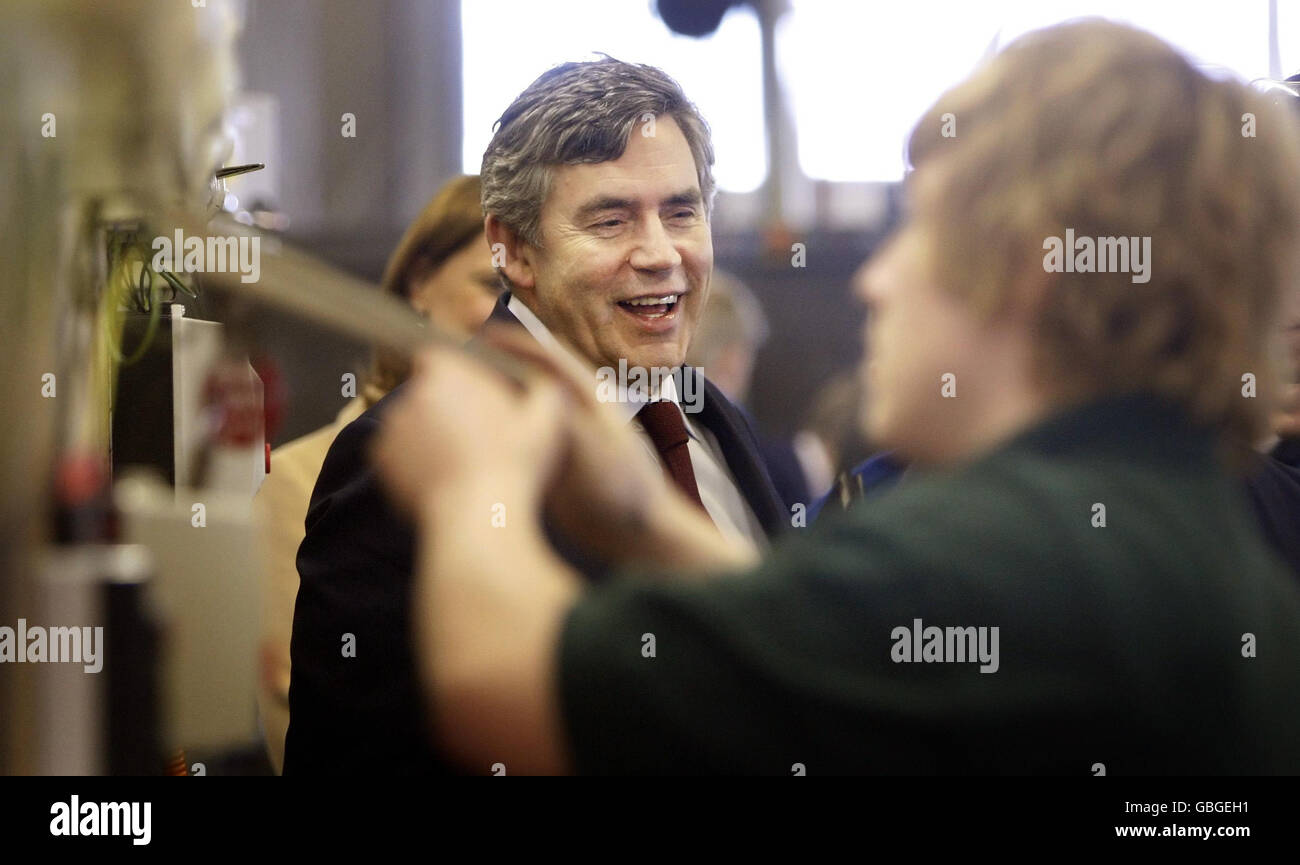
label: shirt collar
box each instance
[506,292,566,354]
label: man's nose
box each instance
[628,216,682,272]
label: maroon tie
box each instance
[636,400,708,513]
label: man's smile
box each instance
[616,291,684,329]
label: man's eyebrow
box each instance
[572,190,703,223]
[663,189,703,209]
[572,196,636,223]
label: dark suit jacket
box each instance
[283,293,786,774]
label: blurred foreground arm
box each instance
[371,334,756,773]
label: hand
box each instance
[476,328,680,558]
[371,339,568,519]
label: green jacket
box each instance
[558,393,1300,774]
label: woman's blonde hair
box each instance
[366,174,486,402]
[908,19,1300,447]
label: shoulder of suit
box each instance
[267,399,369,485]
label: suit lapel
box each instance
[694,374,788,538]
[485,291,524,329]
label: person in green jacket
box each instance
[372,19,1300,774]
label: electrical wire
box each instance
[104,230,200,366]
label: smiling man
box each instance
[375,22,1300,775]
[477,59,784,548]
[487,118,711,373]
[283,58,785,774]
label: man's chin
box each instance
[619,348,686,373]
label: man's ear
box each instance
[484,214,538,295]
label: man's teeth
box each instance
[623,294,678,306]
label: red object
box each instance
[54,452,107,506]
[265,442,272,474]
[251,353,286,444]
[636,401,708,514]
[202,358,264,448]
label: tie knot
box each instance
[637,400,690,451]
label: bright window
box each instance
[461,0,767,192]
[780,0,1278,182]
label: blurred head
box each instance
[1284,296,1300,381]
[1277,72,1300,382]
[856,20,1300,465]
[481,57,716,372]
[369,175,497,399]
[685,270,769,402]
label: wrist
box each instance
[418,470,543,530]
[630,483,758,571]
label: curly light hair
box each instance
[907,19,1300,448]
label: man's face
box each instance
[854,170,1016,464]
[513,116,713,372]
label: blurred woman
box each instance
[254,174,497,773]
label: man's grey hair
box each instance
[480,56,716,247]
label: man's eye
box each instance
[595,219,624,229]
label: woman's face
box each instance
[409,238,501,340]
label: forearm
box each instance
[409,474,758,772]
[625,485,761,575]
[415,478,580,774]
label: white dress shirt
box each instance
[507,294,767,552]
